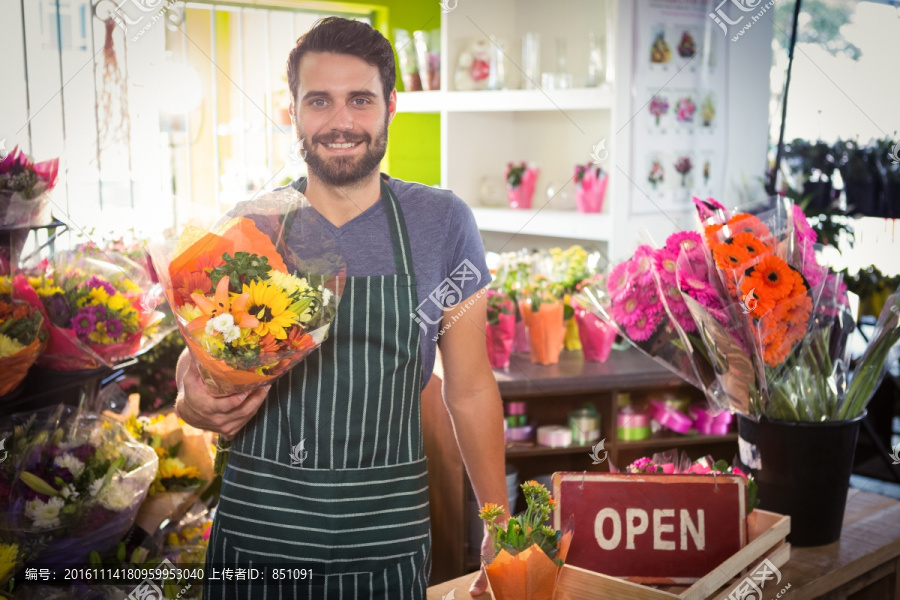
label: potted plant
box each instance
[837,140,878,217]
[479,480,572,600]
[573,163,608,213]
[485,290,516,368]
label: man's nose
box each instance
[331,105,354,131]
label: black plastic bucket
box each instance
[736,412,865,547]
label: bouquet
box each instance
[479,480,572,600]
[0,146,58,229]
[15,251,168,371]
[674,156,693,186]
[574,163,608,214]
[486,290,516,369]
[545,245,598,350]
[675,97,696,123]
[0,404,157,566]
[648,94,669,126]
[701,95,715,127]
[648,160,664,189]
[150,187,344,396]
[121,413,215,534]
[0,295,47,396]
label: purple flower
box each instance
[71,305,105,341]
[85,276,117,296]
[44,293,72,327]
[105,317,124,339]
[72,443,95,462]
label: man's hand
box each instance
[469,530,495,596]
[175,350,271,439]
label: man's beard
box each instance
[297,115,388,187]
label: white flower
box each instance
[25,497,64,530]
[97,473,137,512]
[59,484,79,500]
[321,287,333,306]
[53,453,85,478]
[210,313,235,333]
[221,325,241,343]
[89,478,103,498]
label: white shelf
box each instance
[471,207,612,242]
[396,86,613,114]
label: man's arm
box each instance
[437,289,510,593]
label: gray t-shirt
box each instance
[276,176,491,387]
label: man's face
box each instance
[291,51,396,187]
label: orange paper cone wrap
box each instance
[520,299,565,365]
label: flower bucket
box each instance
[574,174,608,213]
[572,306,616,362]
[563,317,581,351]
[736,411,865,546]
[507,185,534,210]
[520,300,565,365]
[486,312,516,369]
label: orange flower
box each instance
[712,241,750,269]
[728,214,771,240]
[284,328,316,352]
[704,223,724,247]
[175,271,212,305]
[730,232,768,259]
[743,255,794,302]
[259,333,280,354]
[188,276,259,333]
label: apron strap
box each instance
[287,175,414,276]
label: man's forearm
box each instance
[444,383,511,518]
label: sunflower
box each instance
[243,279,299,339]
[712,241,750,269]
[743,255,794,302]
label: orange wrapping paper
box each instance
[0,335,45,396]
[485,530,573,600]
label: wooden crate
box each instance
[555,509,790,600]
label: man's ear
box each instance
[289,102,295,124]
[387,88,398,124]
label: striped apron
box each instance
[205,176,431,599]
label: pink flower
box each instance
[666,231,702,255]
[626,311,661,341]
[654,247,679,277]
[792,204,817,246]
[611,292,642,326]
[607,261,630,299]
[629,245,656,286]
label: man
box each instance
[175,16,508,599]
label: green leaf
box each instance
[89,551,102,568]
[289,297,312,315]
[117,542,126,563]
[19,471,59,498]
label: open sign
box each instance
[553,472,746,582]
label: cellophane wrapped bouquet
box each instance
[0,277,47,396]
[14,250,169,371]
[0,404,157,567]
[0,147,59,229]
[495,250,536,353]
[576,195,900,421]
[149,187,345,396]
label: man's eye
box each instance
[311,99,327,107]
[351,98,370,105]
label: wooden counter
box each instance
[426,490,900,599]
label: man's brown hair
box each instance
[286,16,396,104]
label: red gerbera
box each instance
[175,271,213,305]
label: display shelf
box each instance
[617,432,738,452]
[396,86,613,114]
[471,208,612,242]
[505,442,599,458]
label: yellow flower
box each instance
[268,271,311,297]
[243,279,298,340]
[0,333,24,358]
[178,304,204,322]
[0,277,11,295]
[30,276,64,297]
[107,293,129,312]
[0,542,20,584]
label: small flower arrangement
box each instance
[479,481,571,600]
[648,160,665,188]
[648,94,669,126]
[487,290,515,326]
[0,146,59,229]
[674,156,693,186]
[625,457,662,473]
[677,31,696,58]
[0,297,47,395]
[1,407,157,565]
[505,162,539,209]
[675,97,696,123]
